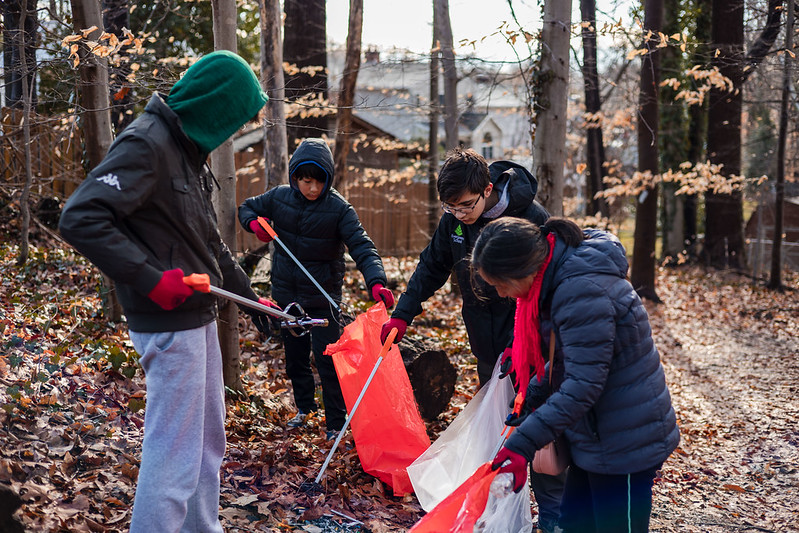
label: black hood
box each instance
[288,138,335,197]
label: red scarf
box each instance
[510,232,556,396]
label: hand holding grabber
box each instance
[182,273,328,334]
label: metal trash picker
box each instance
[256,217,341,314]
[182,273,328,333]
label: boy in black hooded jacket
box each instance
[238,138,393,440]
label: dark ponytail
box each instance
[471,217,583,281]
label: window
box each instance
[481,132,493,160]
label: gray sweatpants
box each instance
[129,322,225,533]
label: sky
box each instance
[326,0,636,63]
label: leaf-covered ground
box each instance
[1,229,797,532]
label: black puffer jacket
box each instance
[59,94,257,332]
[505,230,680,475]
[238,139,386,309]
[391,161,549,364]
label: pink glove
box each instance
[499,346,513,379]
[380,317,407,344]
[148,268,194,310]
[249,219,273,243]
[258,297,282,311]
[491,446,528,493]
[371,284,395,308]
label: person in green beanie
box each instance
[59,51,270,533]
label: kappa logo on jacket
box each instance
[451,224,464,244]
[96,173,122,191]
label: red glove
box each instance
[148,268,194,310]
[499,346,513,379]
[371,284,395,308]
[380,317,407,344]
[258,297,282,311]
[249,219,273,243]
[491,446,529,493]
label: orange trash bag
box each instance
[324,303,430,496]
[409,462,500,533]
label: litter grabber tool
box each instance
[300,327,398,494]
[256,217,341,314]
[182,273,328,334]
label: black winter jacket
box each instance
[59,94,257,332]
[505,230,680,475]
[238,139,386,309]
[391,161,549,364]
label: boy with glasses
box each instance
[381,148,560,533]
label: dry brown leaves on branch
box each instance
[1,236,798,531]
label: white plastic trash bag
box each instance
[407,359,533,532]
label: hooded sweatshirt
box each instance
[391,161,550,365]
[238,138,386,309]
[59,51,268,332]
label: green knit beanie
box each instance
[167,50,268,154]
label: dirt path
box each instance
[648,270,799,532]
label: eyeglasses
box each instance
[441,193,483,215]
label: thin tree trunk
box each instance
[283,0,328,148]
[428,16,440,236]
[333,0,363,191]
[630,0,663,302]
[533,0,572,215]
[704,0,744,269]
[768,0,793,290]
[683,0,711,259]
[260,0,288,188]
[102,0,134,133]
[211,0,242,394]
[15,1,33,265]
[3,0,37,109]
[434,0,458,150]
[70,0,122,321]
[580,0,608,217]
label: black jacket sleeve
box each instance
[59,136,163,296]
[337,204,386,290]
[391,218,455,324]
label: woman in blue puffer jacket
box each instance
[471,217,679,533]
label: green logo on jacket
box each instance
[455,225,463,236]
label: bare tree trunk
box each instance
[533,0,572,215]
[260,0,288,188]
[333,0,363,191]
[3,0,37,109]
[15,1,33,265]
[630,0,663,302]
[211,0,242,394]
[434,0,458,150]
[428,15,440,236]
[102,0,134,133]
[768,0,793,290]
[704,0,745,269]
[580,0,608,217]
[283,0,328,148]
[71,0,122,321]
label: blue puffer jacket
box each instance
[505,230,680,475]
[238,139,386,309]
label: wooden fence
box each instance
[2,112,435,259]
[1,107,84,199]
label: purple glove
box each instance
[249,219,273,243]
[491,446,528,493]
[380,317,407,344]
[148,268,194,310]
[371,284,395,308]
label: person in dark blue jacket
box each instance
[238,138,393,440]
[472,217,680,533]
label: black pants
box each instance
[558,462,661,533]
[281,306,346,431]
